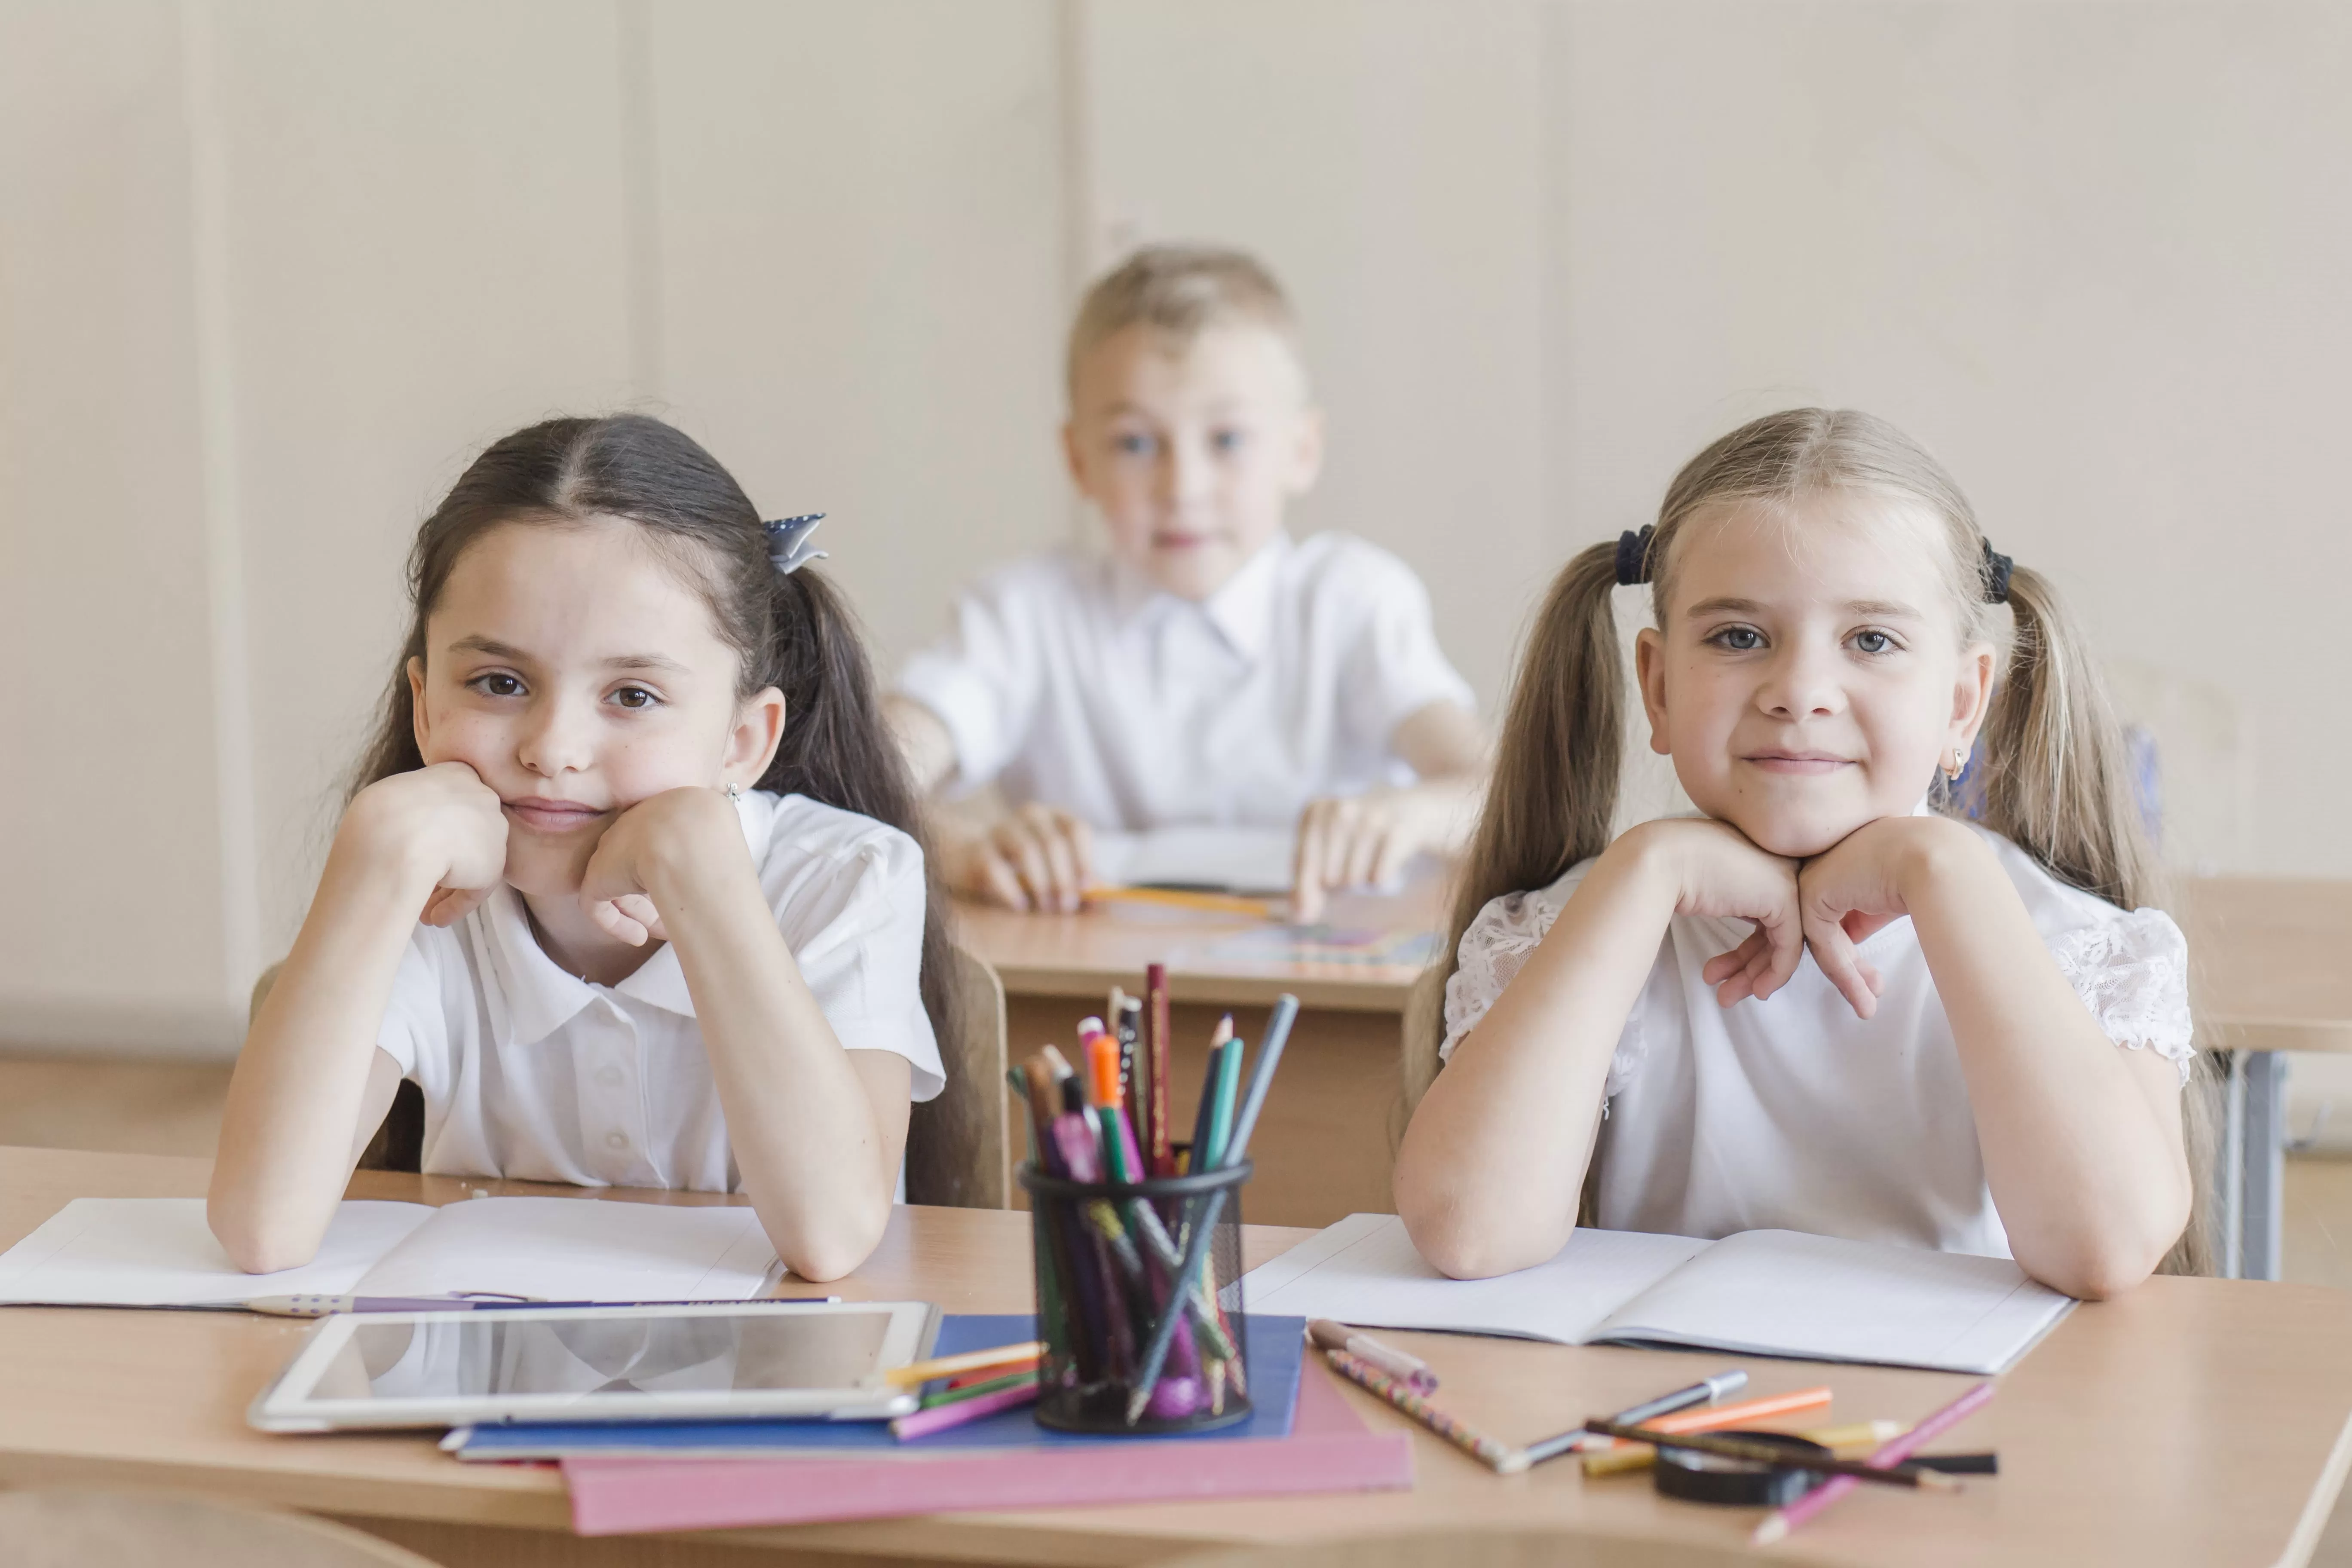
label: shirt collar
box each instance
[475,792,772,1041]
[1104,531,1290,662]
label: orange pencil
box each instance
[1579,1385,1834,1473]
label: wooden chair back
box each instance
[905,940,1013,1208]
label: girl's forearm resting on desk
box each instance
[622,796,907,1282]
[208,805,451,1273]
[1871,821,2189,1298]
[1395,826,1694,1280]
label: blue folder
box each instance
[454,1313,1304,1459]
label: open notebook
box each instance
[1239,1213,2073,1375]
[0,1197,780,1308]
[1091,827,1296,896]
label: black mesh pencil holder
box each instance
[1018,1159,1254,1435]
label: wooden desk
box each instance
[6,1145,2352,1568]
[2179,877,2352,1281]
[955,891,1441,1227]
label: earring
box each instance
[724,782,743,803]
[1942,747,1966,782]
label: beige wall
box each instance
[5,0,2346,1055]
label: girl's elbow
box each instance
[772,1200,891,1284]
[1396,1185,1543,1281]
[206,1199,321,1277]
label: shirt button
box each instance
[597,1066,625,1089]
[606,1130,629,1152]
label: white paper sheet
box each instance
[0,1197,435,1306]
[1593,1228,2072,1374]
[1238,1213,2072,1373]
[352,1197,778,1303]
[1092,827,1298,896]
[1240,1212,1709,1343]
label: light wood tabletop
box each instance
[2178,876,2352,1054]
[5,1145,2352,1568]
[950,883,1444,1014]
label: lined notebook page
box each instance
[1593,1228,2071,1373]
[1240,1213,1709,1344]
[0,1197,436,1306]
[351,1197,779,1302]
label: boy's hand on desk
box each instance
[1291,788,1447,923]
[945,802,1093,914]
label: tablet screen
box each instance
[250,1301,939,1430]
[312,1309,897,1400]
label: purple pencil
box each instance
[1754,1380,1994,1545]
[890,1379,1042,1441]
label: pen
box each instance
[1308,1319,1439,1392]
[1519,1367,1747,1467]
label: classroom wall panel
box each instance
[200,0,642,958]
[1080,0,1551,710]
[1547,0,2352,874]
[0,0,236,1047]
[644,0,1067,677]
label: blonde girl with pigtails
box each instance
[1396,408,2214,1299]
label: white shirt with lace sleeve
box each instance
[1436,818,2194,1257]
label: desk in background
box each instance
[5,1145,2352,1567]
[2179,876,2352,1282]
[955,888,1440,1227]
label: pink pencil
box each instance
[889,1379,1041,1441]
[1753,1380,1994,1545]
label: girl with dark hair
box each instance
[1395,409,2211,1302]
[208,415,954,1283]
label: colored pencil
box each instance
[890,1378,1041,1439]
[1519,1368,1743,1467]
[1323,1348,1518,1473]
[1754,1381,1996,1545]
[1146,963,1173,1175]
[882,1341,1046,1388]
[1084,885,1276,919]
[1577,1383,1834,1465]
[921,1369,1040,1408]
[1579,1419,1958,1491]
[1582,1418,1905,1478]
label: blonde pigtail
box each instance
[1976,564,2217,1276]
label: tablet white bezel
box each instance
[247,1300,940,1433]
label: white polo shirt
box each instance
[894,531,1475,832]
[375,790,945,1194]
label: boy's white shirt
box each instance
[375,789,944,1194]
[894,530,1474,831]
[1439,809,2196,1259]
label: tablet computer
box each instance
[248,1300,940,1432]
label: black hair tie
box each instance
[763,514,828,576]
[1615,525,1655,587]
[1980,539,2014,605]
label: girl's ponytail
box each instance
[1409,541,1627,1106]
[1972,564,2159,912]
[1973,564,2217,1276]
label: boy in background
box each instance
[887,246,1487,923]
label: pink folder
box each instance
[563,1361,1415,1535]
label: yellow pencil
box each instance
[1084,885,1277,919]
[882,1340,1047,1388]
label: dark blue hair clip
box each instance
[1980,539,2014,605]
[1615,525,1655,587]
[763,514,828,576]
